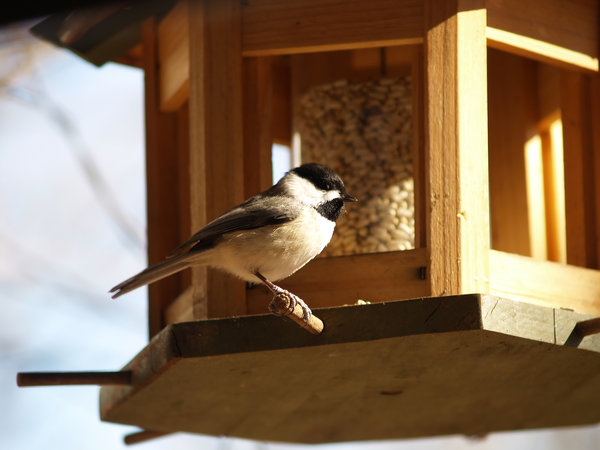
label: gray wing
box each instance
[168,194,300,257]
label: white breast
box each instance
[208,207,335,282]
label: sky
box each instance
[0,19,598,450]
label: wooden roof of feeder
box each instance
[18,0,600,445]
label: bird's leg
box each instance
[254,271,312,323]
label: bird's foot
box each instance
[268,287,312,324]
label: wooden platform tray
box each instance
[100,294,600,443]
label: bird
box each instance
[109,162,357,320]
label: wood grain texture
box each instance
[409,46,426,249]
[242,57,274,198]
[100,294,600,443]
[188,0,247,318]
[241,0,424,56]
[271,56,292,145]
[164,286,194,325]
[424,0,490,296]
[486,0,599,72]
[490,249,600,315]
[158,0,189,111]
[592,75,600,267]
[487,49,536,257]
[142,18,187,337]
[246,248,429,314]
[560,70,598,268]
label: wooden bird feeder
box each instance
[20,0,600,445]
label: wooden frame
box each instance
[140,0,600,336]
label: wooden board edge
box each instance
[489,249,600,316]
[486,27,599,73]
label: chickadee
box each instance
[110,163,357,318]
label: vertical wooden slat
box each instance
[541,120,567,263]
[410,46,426,249]
[271,56,292,146]
[142,18,186,337]
[537,63,565,263]
[487,49,536,257]
[158,0,190,112]
[188,0,247,319]
[424,0,489,296]
[243,57,274,197]
[592,75,600,268]
[177,103,192,288]
[561,70,598,269]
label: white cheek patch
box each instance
[285,173,339,206]
[324,190,341,201]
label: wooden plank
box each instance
[271,56,291,145]
[424,0,490,296]
[176,104,192,290]
[164,286,194,325]
[246,248,429,314]
[241,0,423,56]
[486,0,599,72]
[242,57,274,197]
[524,132,548,260]
[188,0,247,319]
[537,64,566,263]
[290,49,384,98]
[561,70,598,268]
[290,46,418,94]
[487,49,536,256]
[409,46,425,249]
[541,120,567,263]
[100,295,600,442]
[593,75,600,267]
[490,249,600,316]
[141,18,187,337]
[158,0,189,112]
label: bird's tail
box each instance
[109,253,194,299]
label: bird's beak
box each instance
[342,193,358,202]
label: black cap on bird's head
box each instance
[291,163,357,203]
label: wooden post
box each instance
[561,70,599,269]
[424,0,490,296]
[242,57,274,197]
[142,18,187,337]
[188,0,247,319]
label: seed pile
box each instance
[295,77,415,256]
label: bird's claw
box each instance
[268,287,312,324]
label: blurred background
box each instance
[1,12,599,450]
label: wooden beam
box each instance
[271,56,291,145]
[490,249,600,316]
[486,0,599,72]
[561,70,598,268]
[142,18,187,337]
[164,286,194,325]
[17,371,132,387]
[246,248,429,314]
[424,0,490,296]
[409,46,426,249]
[188,0,247,319]
[593,75,600,268]
[241,0,424,56]
[242,57,274,197]
[158,0,189,112]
